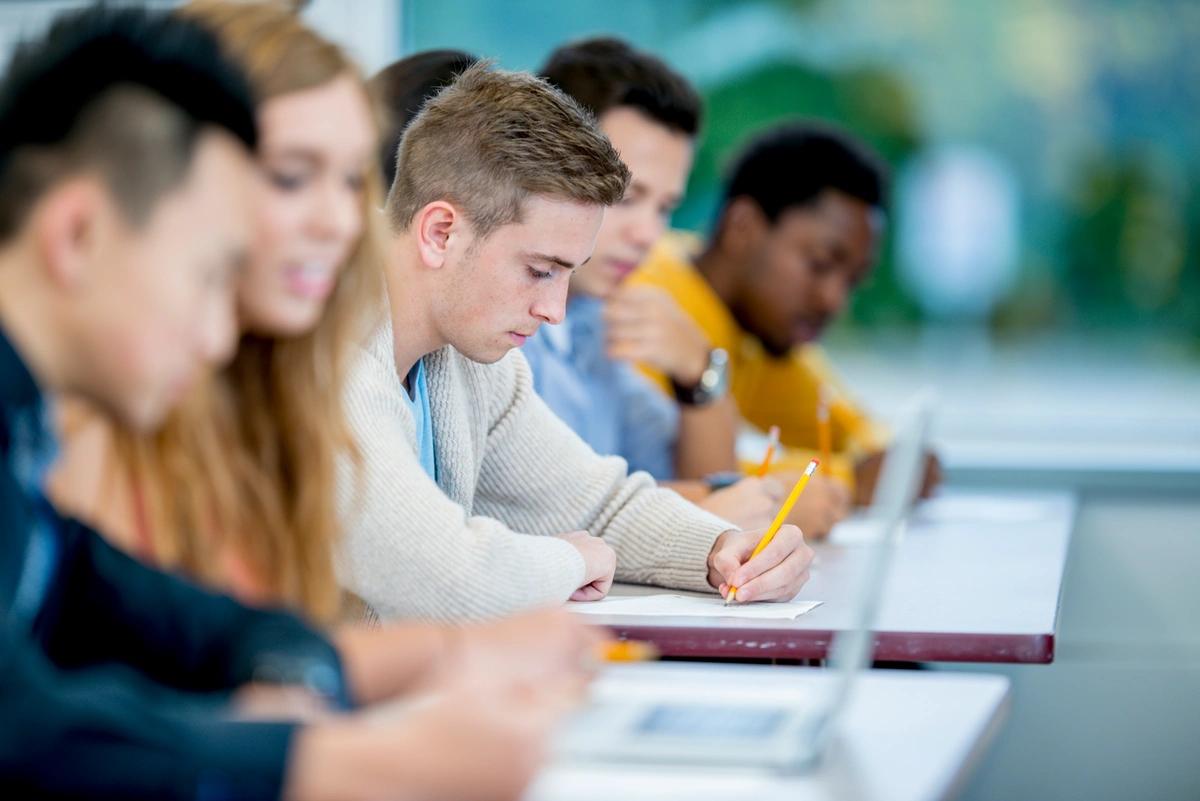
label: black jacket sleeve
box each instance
[34,516,349,702]
[0,623,296,801]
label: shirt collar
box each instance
[541,319,571,356]
[0,324,43,418]
[542,295,606,357]
[0,325,57,495]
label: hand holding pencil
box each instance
[704,459,818,604]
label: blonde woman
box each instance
[48,2,599,793]
[54,1,383,623]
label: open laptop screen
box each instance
[636,705,789,739]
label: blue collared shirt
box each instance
[401,357,437,481]
[524,296,679,479]
[0,330,60,629]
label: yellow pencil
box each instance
[725,458,820,604]
[817,386,832,467]
[754,425,781,478]
[597,639,660,662]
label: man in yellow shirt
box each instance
[631,122,940,503]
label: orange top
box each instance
[628,232,889,489]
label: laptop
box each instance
[555,393,936,772]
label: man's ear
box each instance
[412,200,464,270]
[718,196,768,259]
[34,177,110,291]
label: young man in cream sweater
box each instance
[337,62,815,621]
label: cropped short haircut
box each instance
[386,62,630,239]
[540,36,701,137]
[721,121,888,226]
[370,49,478,190]
[0,5,257,241]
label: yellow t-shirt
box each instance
[628,231,887,488]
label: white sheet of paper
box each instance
[566,594,821,620]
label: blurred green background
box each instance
[404,0,1200,344]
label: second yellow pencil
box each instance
[817,385,832,467]
[754,425,781,477]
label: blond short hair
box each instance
[386,61,630,237]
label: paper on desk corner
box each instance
[565,594,821,620]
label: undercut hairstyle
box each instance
[540,36,701,137]
[370,49,479,190]
[721,121,888,226]
[386,61,630,238]
[0,4,257,241]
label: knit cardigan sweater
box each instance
[336,317,735,622]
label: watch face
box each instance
[697,349,729,401]
[674,348,730,406]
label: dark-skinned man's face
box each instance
[727,189,879,357]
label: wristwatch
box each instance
[703,470,743,491]
[672,347,729,407]
[252,650,354,711]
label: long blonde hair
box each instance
[117,0,384,623]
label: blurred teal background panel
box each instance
[404,0,1200,343]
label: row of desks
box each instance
[532,665,1011,801]
[588,342,1200,801]
[595,490,1076,664]
[533,489,1077,801]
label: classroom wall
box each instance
[0,1,397,77]
[404,0,1200,347]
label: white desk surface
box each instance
[584,490,1077,663]
[527,663,1011,801]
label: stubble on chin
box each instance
[457,338,511,365]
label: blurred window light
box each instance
[896,146,1020,320]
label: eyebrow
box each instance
[263,149,322,168]
[524,251,590,270]
[629,180,683,208]
[263,147,372,172]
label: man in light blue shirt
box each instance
[525,39,786,531]
[524,296,677,479]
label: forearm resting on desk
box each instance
[334,609,605,705]
[333,624,447,705]
[285,677,582,801]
